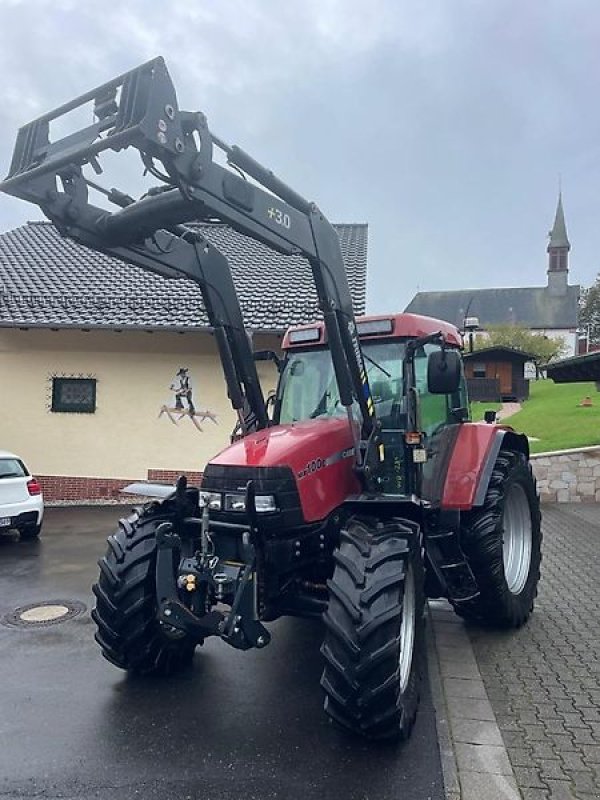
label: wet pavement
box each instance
[0,507,445,800]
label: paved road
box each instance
[0,507,444,800]
[470,504,600,800]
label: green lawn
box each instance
[471,381,600,454]
[470,401,502,423]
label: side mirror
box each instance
[253,350,282,371]
[427,349,461,395]
[484,409,497,424]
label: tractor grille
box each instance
[200,464,304,534]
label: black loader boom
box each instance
[1,56,381,487]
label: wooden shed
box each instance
[463,346,533,402]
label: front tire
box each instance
[321,516,425,741]
[92,507,196,676]
[454,448,542,628]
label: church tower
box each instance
[547,192,570,296]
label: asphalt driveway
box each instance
[0,507,445,800]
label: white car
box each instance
[0,450,44,540]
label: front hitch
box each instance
[154,520,270,650]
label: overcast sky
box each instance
[1,0,599,312]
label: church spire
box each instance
[547,191,570,295]
[548,192,570,253]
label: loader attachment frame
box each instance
[1,56,381,488]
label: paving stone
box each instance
[452,718,504,746]
[537,759,571,781]
[455,742,513,775]
[521,790,550,800]
[439,659,482,680]
[508,746,536,766]
[446,695,496,721]
[559,751,592,772]
[467,505,600,799]
[512,766,548,788]
[544,780,579,799]
[460,770,521,800]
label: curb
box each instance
[428,600,521,800]
[426,605,460,799]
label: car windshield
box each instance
[0,458,27,479]
[278,341,405,424]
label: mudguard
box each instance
[440,423,529,511]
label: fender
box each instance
[440,423,529,511]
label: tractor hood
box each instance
[208,417,360,523]
[210,417,356,472]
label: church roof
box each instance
[405,285,580,330]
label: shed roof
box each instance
[0,221,367,333]
[463,346,536,362]
[547,351,600,383]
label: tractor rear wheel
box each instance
[455,448,542,628]
[321,516,424,740]
[92,507,196,675]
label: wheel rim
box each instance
[502,482,533,594]
[399,563,416,693]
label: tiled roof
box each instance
[0,221,367,332]
[405,285,579,330]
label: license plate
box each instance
[0,517,11,527]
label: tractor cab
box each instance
[276,313,468,496]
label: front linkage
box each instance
[155,478,271,651]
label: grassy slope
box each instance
[473,380,600,454]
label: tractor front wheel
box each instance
[321,516,425,740]
[92,507,196,676]
[455,448,542,628]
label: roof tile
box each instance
[0,221,367,332]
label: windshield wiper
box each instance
[363,352,391,378]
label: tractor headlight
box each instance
[224,493,246,512]
[223,493,278,513]
[199,491,222,510]
[255,494,277,513]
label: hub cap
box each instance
[399,563,416,693]
[502,482,533,595]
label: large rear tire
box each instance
[92,507,196,676]
[454,448,542,628]
[321,516,425,741]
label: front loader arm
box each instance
[0,56,380,488]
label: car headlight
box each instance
[223,493,277,513]
[199,491,222,510]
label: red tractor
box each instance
[1,58,541,741]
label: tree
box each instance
[473,324,567,365]
[579,275,600,346]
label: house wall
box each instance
[531,328,578,358]
[0,328,281,499]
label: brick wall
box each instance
[531,446,600,504]
[39,475,135,503]
[147,469,203,485]
[40,468,204,503]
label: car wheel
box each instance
[19,522,42,540]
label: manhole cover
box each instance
[1,600,86,628]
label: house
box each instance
[463,346,533,402]
[0,221,367,501]
[405,194,580,356]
